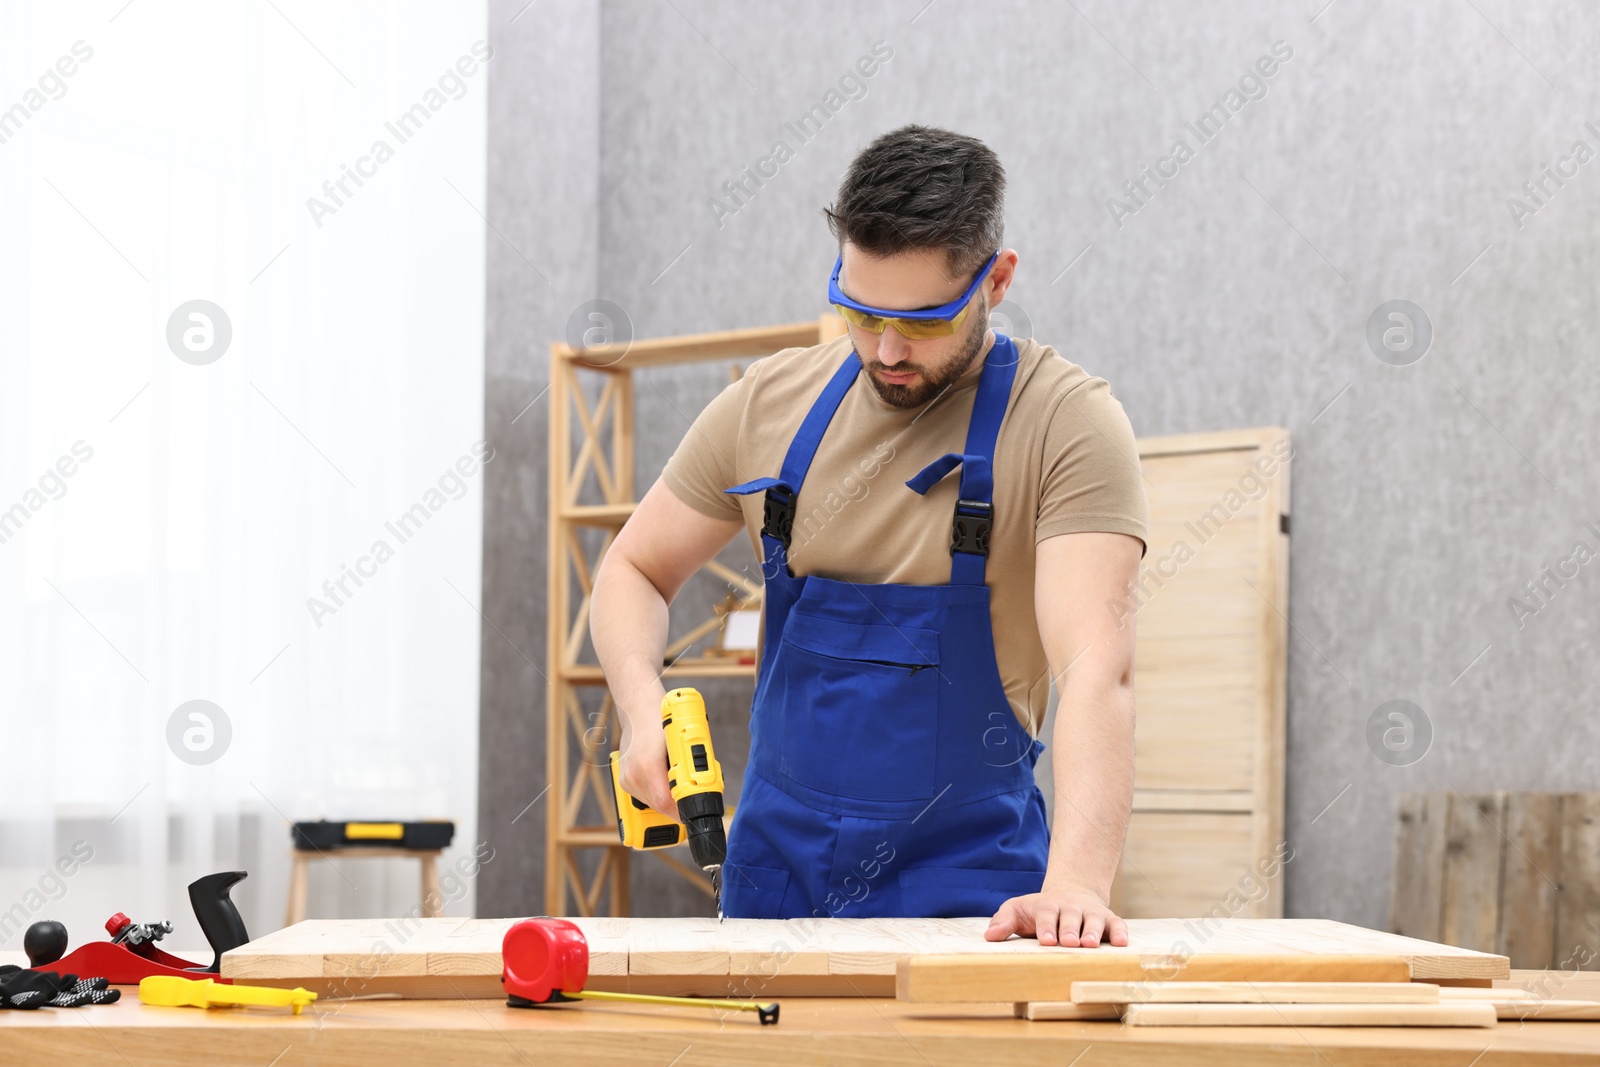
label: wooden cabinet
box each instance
[1110,428,1292,919]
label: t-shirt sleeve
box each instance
[1035,377,1149,557]
[660,369,751,522]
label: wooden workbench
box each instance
[3,971,1597,1065]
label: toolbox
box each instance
[291,819,455,851]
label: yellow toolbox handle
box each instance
[345,822,405,840]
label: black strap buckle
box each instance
[762,485,796,545]
[951,498,992,557]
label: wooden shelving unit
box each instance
[545,313,848,916]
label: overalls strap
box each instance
[904,334,1019,585]
[725,354,861,566]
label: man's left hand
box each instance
[984,882,1129,947]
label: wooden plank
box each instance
[1434,987,1600,1017]
[626,916,729,975]
[223,917,1509,996]
[427,918,533,977]
[570,916,632,976]
[723,918,829,977]
[897,954,1411,1004]
[1499,792,1563,969]
[1437,986,1538,1000]
[218,918,364,979]
[819,918,908,976]
[557,320,830,370]
[1439,792,1506,954]
[1122,1002,1496,1027]
[1013,1000,1123,1020]
[1390,792,1448,942]
[897,952,1142,1002]
[1489,1000,1600,1021]
[1555,793,1600,970]
[1068,981,1441,1004]
[1284,919,1508,980]
[324,920,436,979]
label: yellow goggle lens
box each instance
[833,303,970,339]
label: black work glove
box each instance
[0,965,121,1008]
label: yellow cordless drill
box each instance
[609,687,728,917]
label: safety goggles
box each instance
[828,251,999,339]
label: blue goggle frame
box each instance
[828,250,999,322]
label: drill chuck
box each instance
[677,791,727,870]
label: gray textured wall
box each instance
[482,0,1600,928]
[477,0,599,918]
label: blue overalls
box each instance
[721,332,1051,919]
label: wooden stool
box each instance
[285,847,444,927]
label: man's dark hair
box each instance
[824,124,1005,278]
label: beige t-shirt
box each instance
[661,332,1148,733]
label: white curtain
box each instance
[0,0,487,952]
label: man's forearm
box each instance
[1042,675,1135,898]
[590,556,674,737]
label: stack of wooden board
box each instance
[222,916,1508,1000]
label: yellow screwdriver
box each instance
[139,975,319,1015]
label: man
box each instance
[591,125,1147,948]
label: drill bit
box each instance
[711,866,723,923]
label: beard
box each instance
[859,299,990,410]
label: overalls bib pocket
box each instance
[775,611,941,802]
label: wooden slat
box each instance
[1489,1000,1600,1021]
[1391,792,1448,942]
[561,503,636,526]
[719,919,830,978]
[558,320,833,369]
[567,374,617,502]
[1116,811,1259,919]
[1500,792,1562,968]
[546,342,571,914]
[561,660,756,683]
[1014,1000,1123,1020]
[627,917,730,976]
[1283,919,1509,980]
[897,954,1411,1004]
[1555,793,1600,966]
[1122,1001,1496,1027]
[1067,981,1441,1004]
[1132,790,1255,812]
[1440,792,1506,953]
[1437,986,1538,1000]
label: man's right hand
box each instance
[618,724,680,822]
[591,476,743,825]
